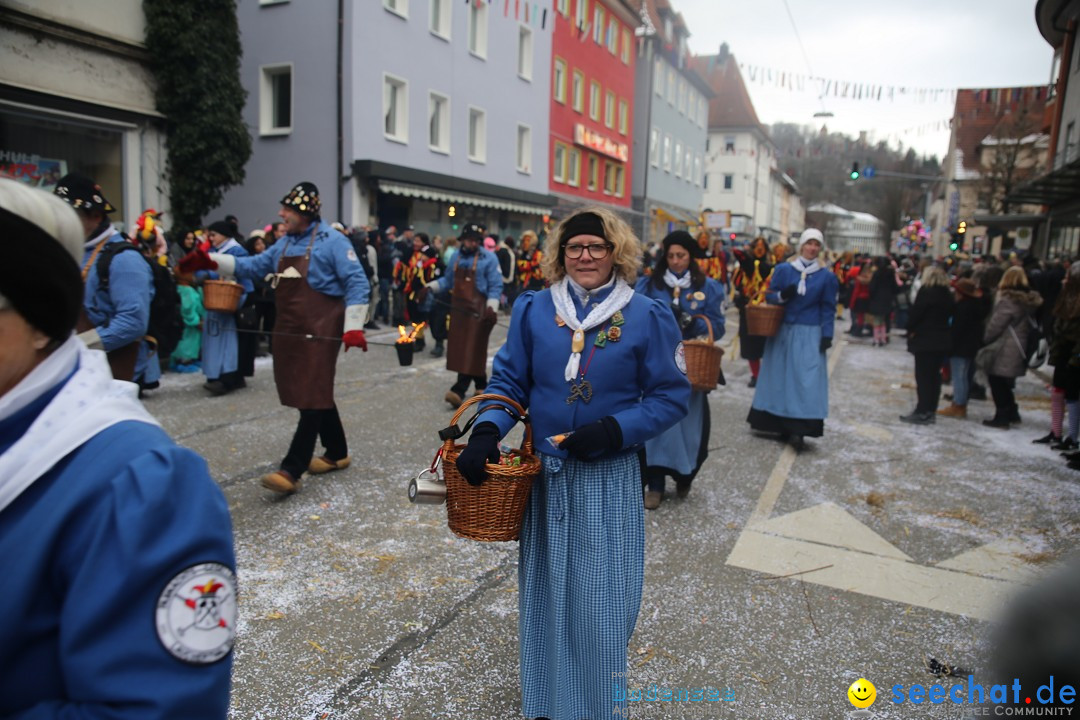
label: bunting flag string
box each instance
[467,0,552,31]
[734,61,961,106]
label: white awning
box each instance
[377,180,550,216]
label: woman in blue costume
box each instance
[747,228,839,451]
[455,208,690,720]
[197,219,252,396]
[635,230,725,510]
[0,178,236,718]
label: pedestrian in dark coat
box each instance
[900,266,955,424]
[938,278,984,419]
[1039,263,1080,453]
[866,257,896,346]
[980,266,1043,428]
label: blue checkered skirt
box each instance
[519,453,644,720]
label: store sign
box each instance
[573,124,629,162]
[704,211,731,229]
[0,150,67,192]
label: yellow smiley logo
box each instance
[847,678,876,708]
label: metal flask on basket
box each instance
[408,465,446,504]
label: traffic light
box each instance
[849,162,860,180]
[949,239,959,252]
[957,220,967,235]
[448,204,456,218]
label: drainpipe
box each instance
[336,0,344,220]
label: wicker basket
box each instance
[442,394,541,542]
[203,279,243,312]
[745,303,785,337]
[684,315,724,392]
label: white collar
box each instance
[0,337,160,514]
[567,274,615,307]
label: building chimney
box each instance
[718,42,729,63]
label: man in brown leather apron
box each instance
[54,173,151,382]
[424,223,502,408]
[180,182,370,494]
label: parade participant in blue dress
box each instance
[0,178,236,718]
[455,207,690,720]
[635,230,726,509]
[180,182,370,494]
[197,219,252,396]
[748,228,839,450]
[426,222,503,408]
[54,172,153,382]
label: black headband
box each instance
[559,212,607,246]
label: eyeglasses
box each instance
[563,242,613,259]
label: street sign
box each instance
[704,211,730,229]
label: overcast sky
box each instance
[676,0,1052,160]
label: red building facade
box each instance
[549,0,638,211]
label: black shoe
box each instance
[900,411,935,425]
[1053,437,1079,452]
[1033,432,1061,444]
[968,387,987,401]
[1063,450,1080,462]
[1069,459,1080,471]
[675,480,692,498]
[790,435,805,451]
[1009,408,1022,425]
[982,417,1011,429]
[748,376,757,388]
[430,344,444,358]
[364,321,380,330]
[205,380,231,396]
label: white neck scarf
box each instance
[83,224,117,252]
[0,336,160,514]
[662,269,693,305]
[789,256,824,295]
[551,276,635,382]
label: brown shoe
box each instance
[308,455,351,474]
[445,390,463,408]
[261,470,299,494]
[937,403,967,419]
[643,490,663,510]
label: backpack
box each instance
[97,242,184,357]
[1009,316,1048,370]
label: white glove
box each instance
[78,328,104,350]
[208,252,236,277]
[486,298,500,312]
[344,304,368,333]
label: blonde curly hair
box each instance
[541,206,642,285]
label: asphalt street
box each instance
[144,311,1080,720]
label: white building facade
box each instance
[217,0,552,237]
[0,0,169,229]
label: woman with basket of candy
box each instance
[455,208,690,720]
[747,228,839,451]
[634,230,725,510]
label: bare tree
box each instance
[977,107,1043,214]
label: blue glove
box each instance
[780,285,798,301]
[456,422,501,486]
[559,416,623,461]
